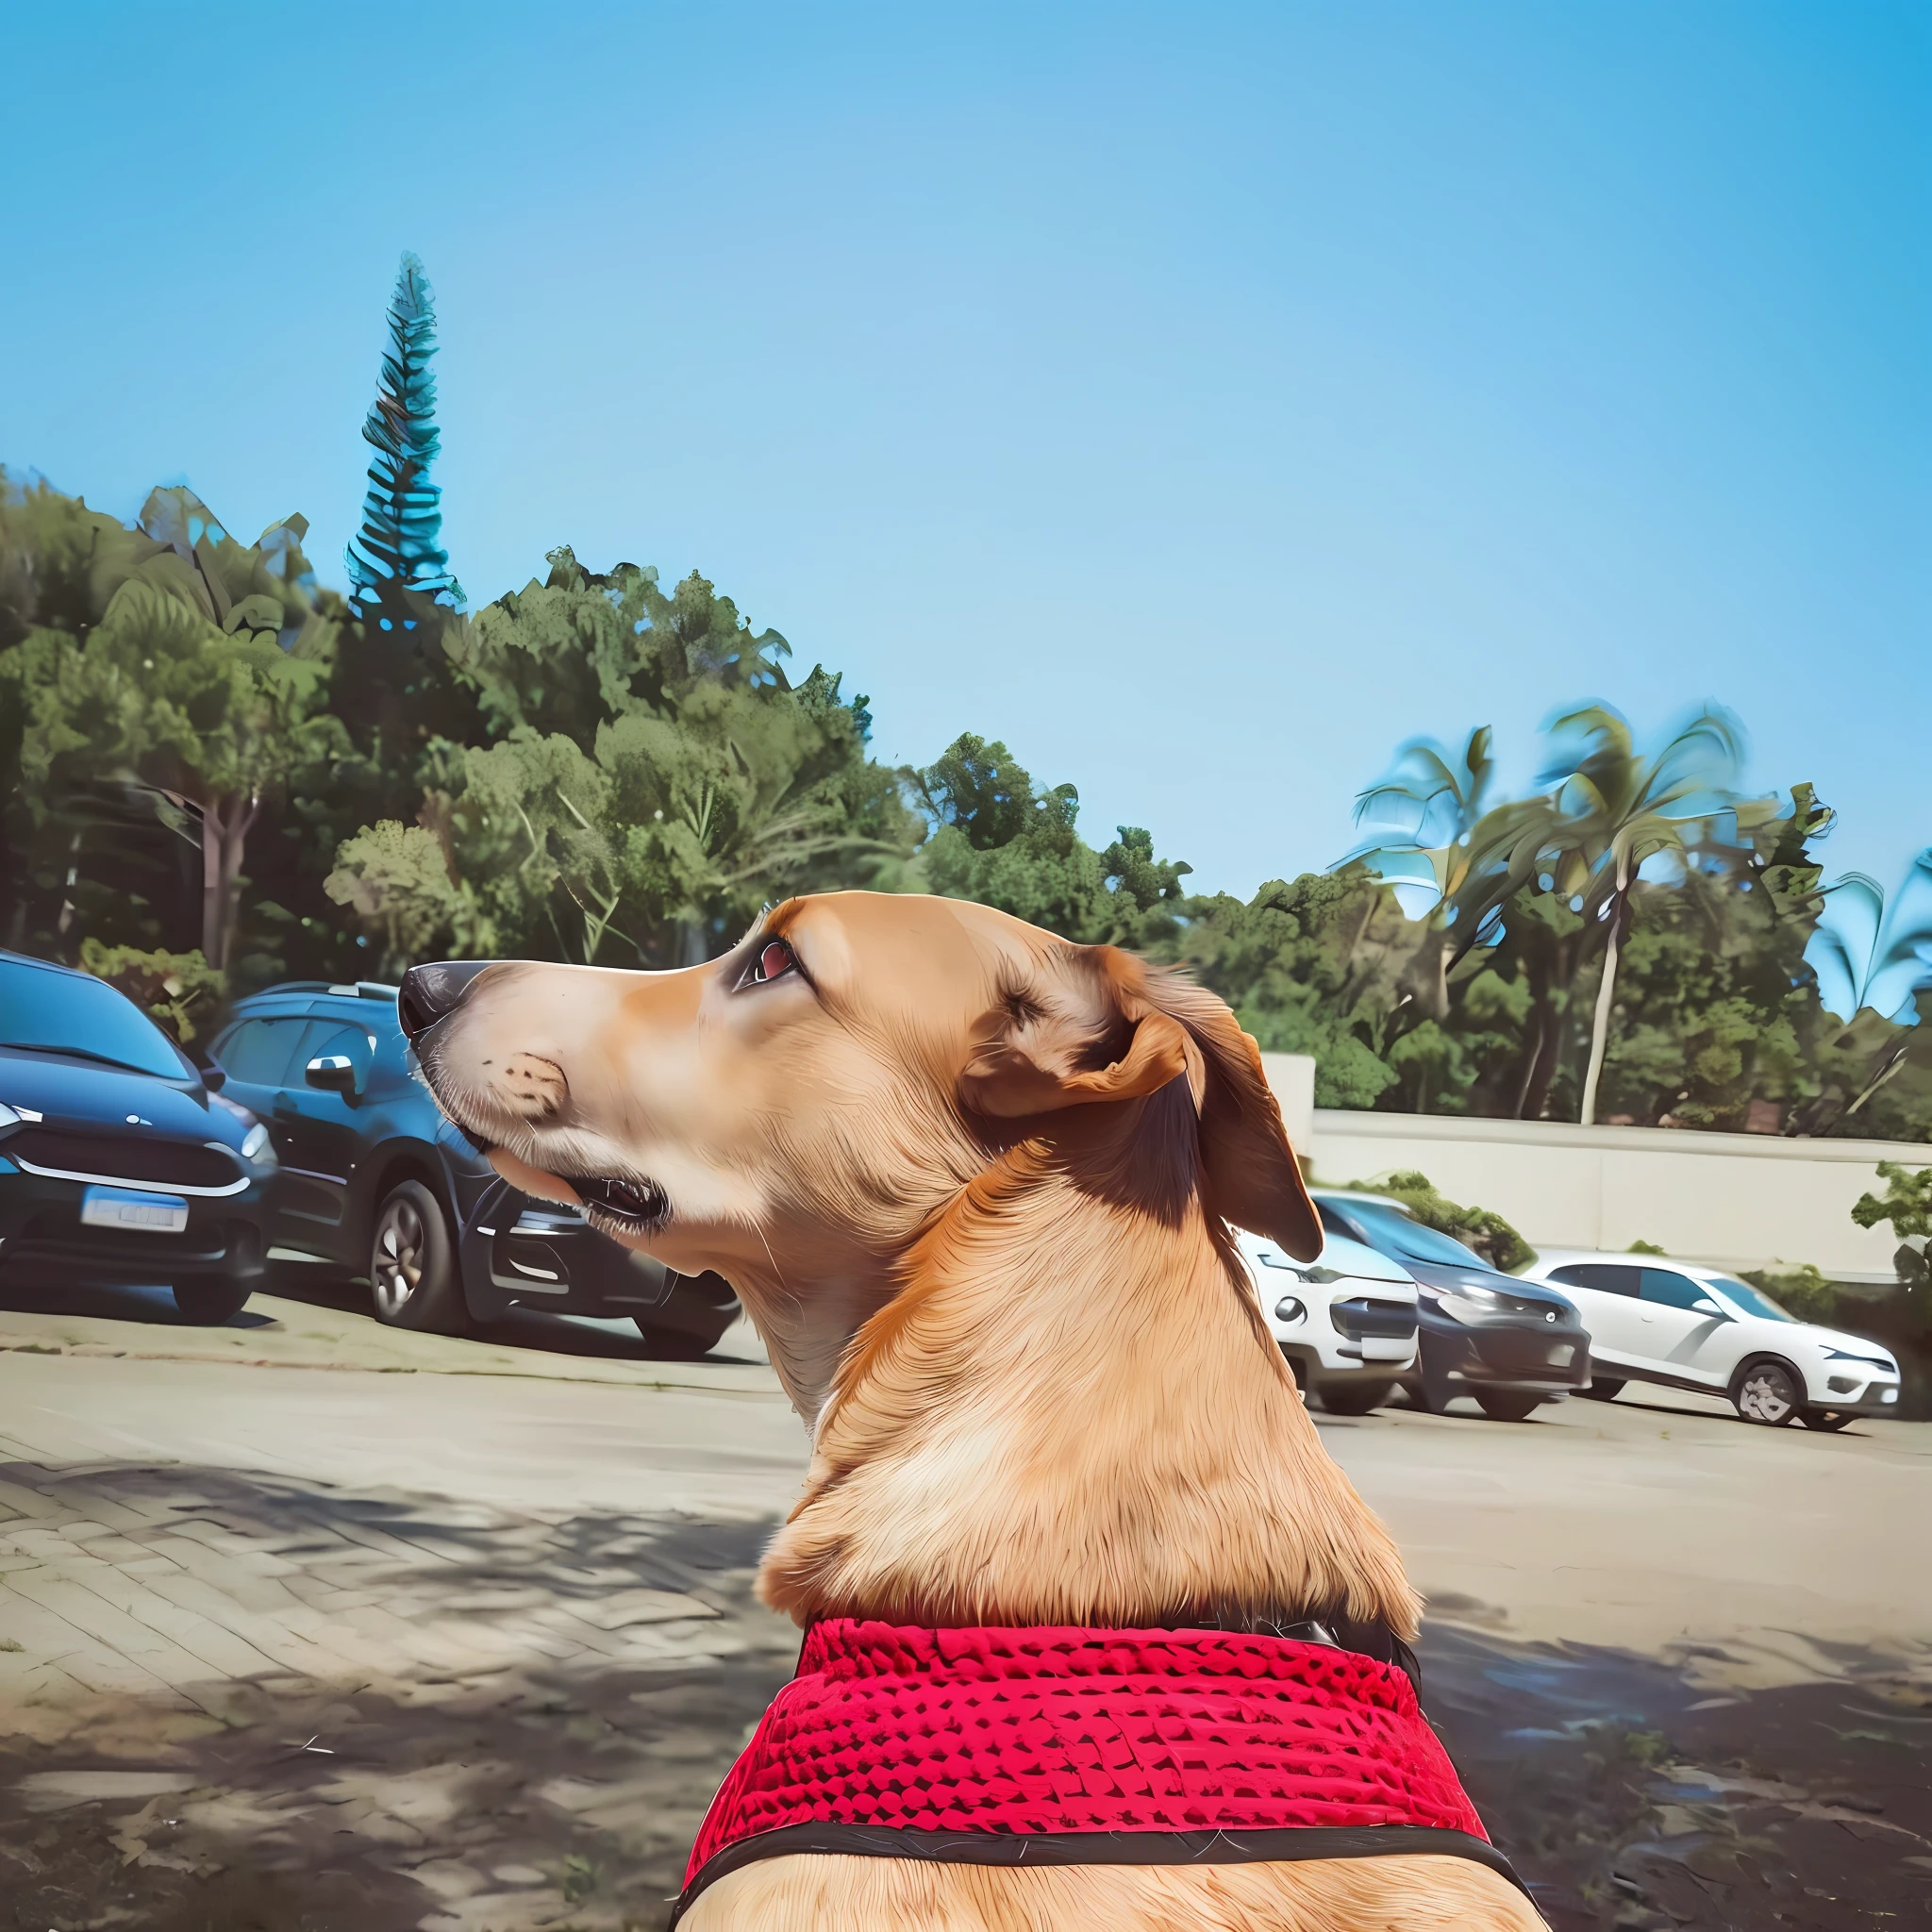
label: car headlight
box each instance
[0,1102,17,1127]
[1824,1346,1897,1374]
[241,1122,277,1169]
[1438,1285,1503,1324]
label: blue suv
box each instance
[208,980,739,1354]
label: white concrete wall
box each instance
[1259,1054,1315,1159]
[1257,1079,1927,1279]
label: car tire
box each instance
[369,1179,470,1335]
[1578,1376,1625,1402]
[1799,1407,1856,1432]
[172,1280,253,1324]
[1474,1389,1543,1424]
[1316,1380,1396,1417]
[1731,1358,1802,1427]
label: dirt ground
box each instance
[1,1281,1926,1931]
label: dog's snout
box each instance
[397,960,495,1041]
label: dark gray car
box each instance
[1309,1191,1591,1422]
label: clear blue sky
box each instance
[6,1,1926,898]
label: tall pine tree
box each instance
[345,252,464,632]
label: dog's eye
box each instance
[743,940,797,987]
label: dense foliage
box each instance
[6,458,1929,1145]
[5,242,1930,1147]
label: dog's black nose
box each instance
[397,960,494,1041]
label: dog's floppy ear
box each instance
[1141,966,1324,1261]
[959,965,1193,1120]
[959,945,1323,1261]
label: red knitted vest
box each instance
[682,1619,1493,1900]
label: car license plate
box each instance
[80,1186,189,1235]
[1360,1338,1412,1361]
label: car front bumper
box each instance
[1411,1308,1591,1394]
[1806,1376,1903,1417]
[0,1163,268,1288]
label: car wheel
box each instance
[369,1180,469,1334]
[172,1280,253,1324]
[1732,1358,1802,1426]
[1578,1376,1625,1402]
[1474,1389,1543,1424]
[1316,1380,1396,1417]
[1799,1407,1856,1432]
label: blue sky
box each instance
[6,1,1926,898]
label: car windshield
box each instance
[1337,1198,1487,1268]
[0,958,190,1081]
[1704,1274,1795,1324]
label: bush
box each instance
[1737,1262,1840,1324]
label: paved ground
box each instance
[0,1282,1927,1931]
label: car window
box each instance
[1701,1274,1794,1323]
[1639,1268,1714,1311]
[0,956,191,1080]
[1342,1200,1487,1268]
[1548,1263,1641,1297]
[1315,1204,1358,1240]
[214,1017,311,1086]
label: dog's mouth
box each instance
[558,1172,670,1233]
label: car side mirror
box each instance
[1691,1298,1725,1318]
[306,1054,358,1096]
[202,1063,228,1092]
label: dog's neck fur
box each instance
[752,1099,1421,1639]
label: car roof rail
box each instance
[327,981,401,1000]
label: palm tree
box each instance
[1802,850,1932,1124]
[1524,705,1774,1126]
[1342,725,1497,921]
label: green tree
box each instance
[1159,870,1407,1108]
[345,252,463,631]
[5,581,341,968]
[327,547,917,969]
[912,733,1191,948]
[0,483,343,971]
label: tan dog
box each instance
[405,892,1541,1931]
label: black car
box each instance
[208,980,740,1355]
[0,950,275,1322]
[1309,1190,1590,1422]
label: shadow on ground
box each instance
[0,1270,767,1369]
[3,1483,1925,1932]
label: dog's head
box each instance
[404,891,1318,1404]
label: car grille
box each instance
[3,1127,242,1191]
[1329,1296,1420,1342]
[1474,1328,1582,1374]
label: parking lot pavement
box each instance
[0,1324,1926,1929]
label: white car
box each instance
[1236,1227,1420,1416]
[1521,1250,1902,1429]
